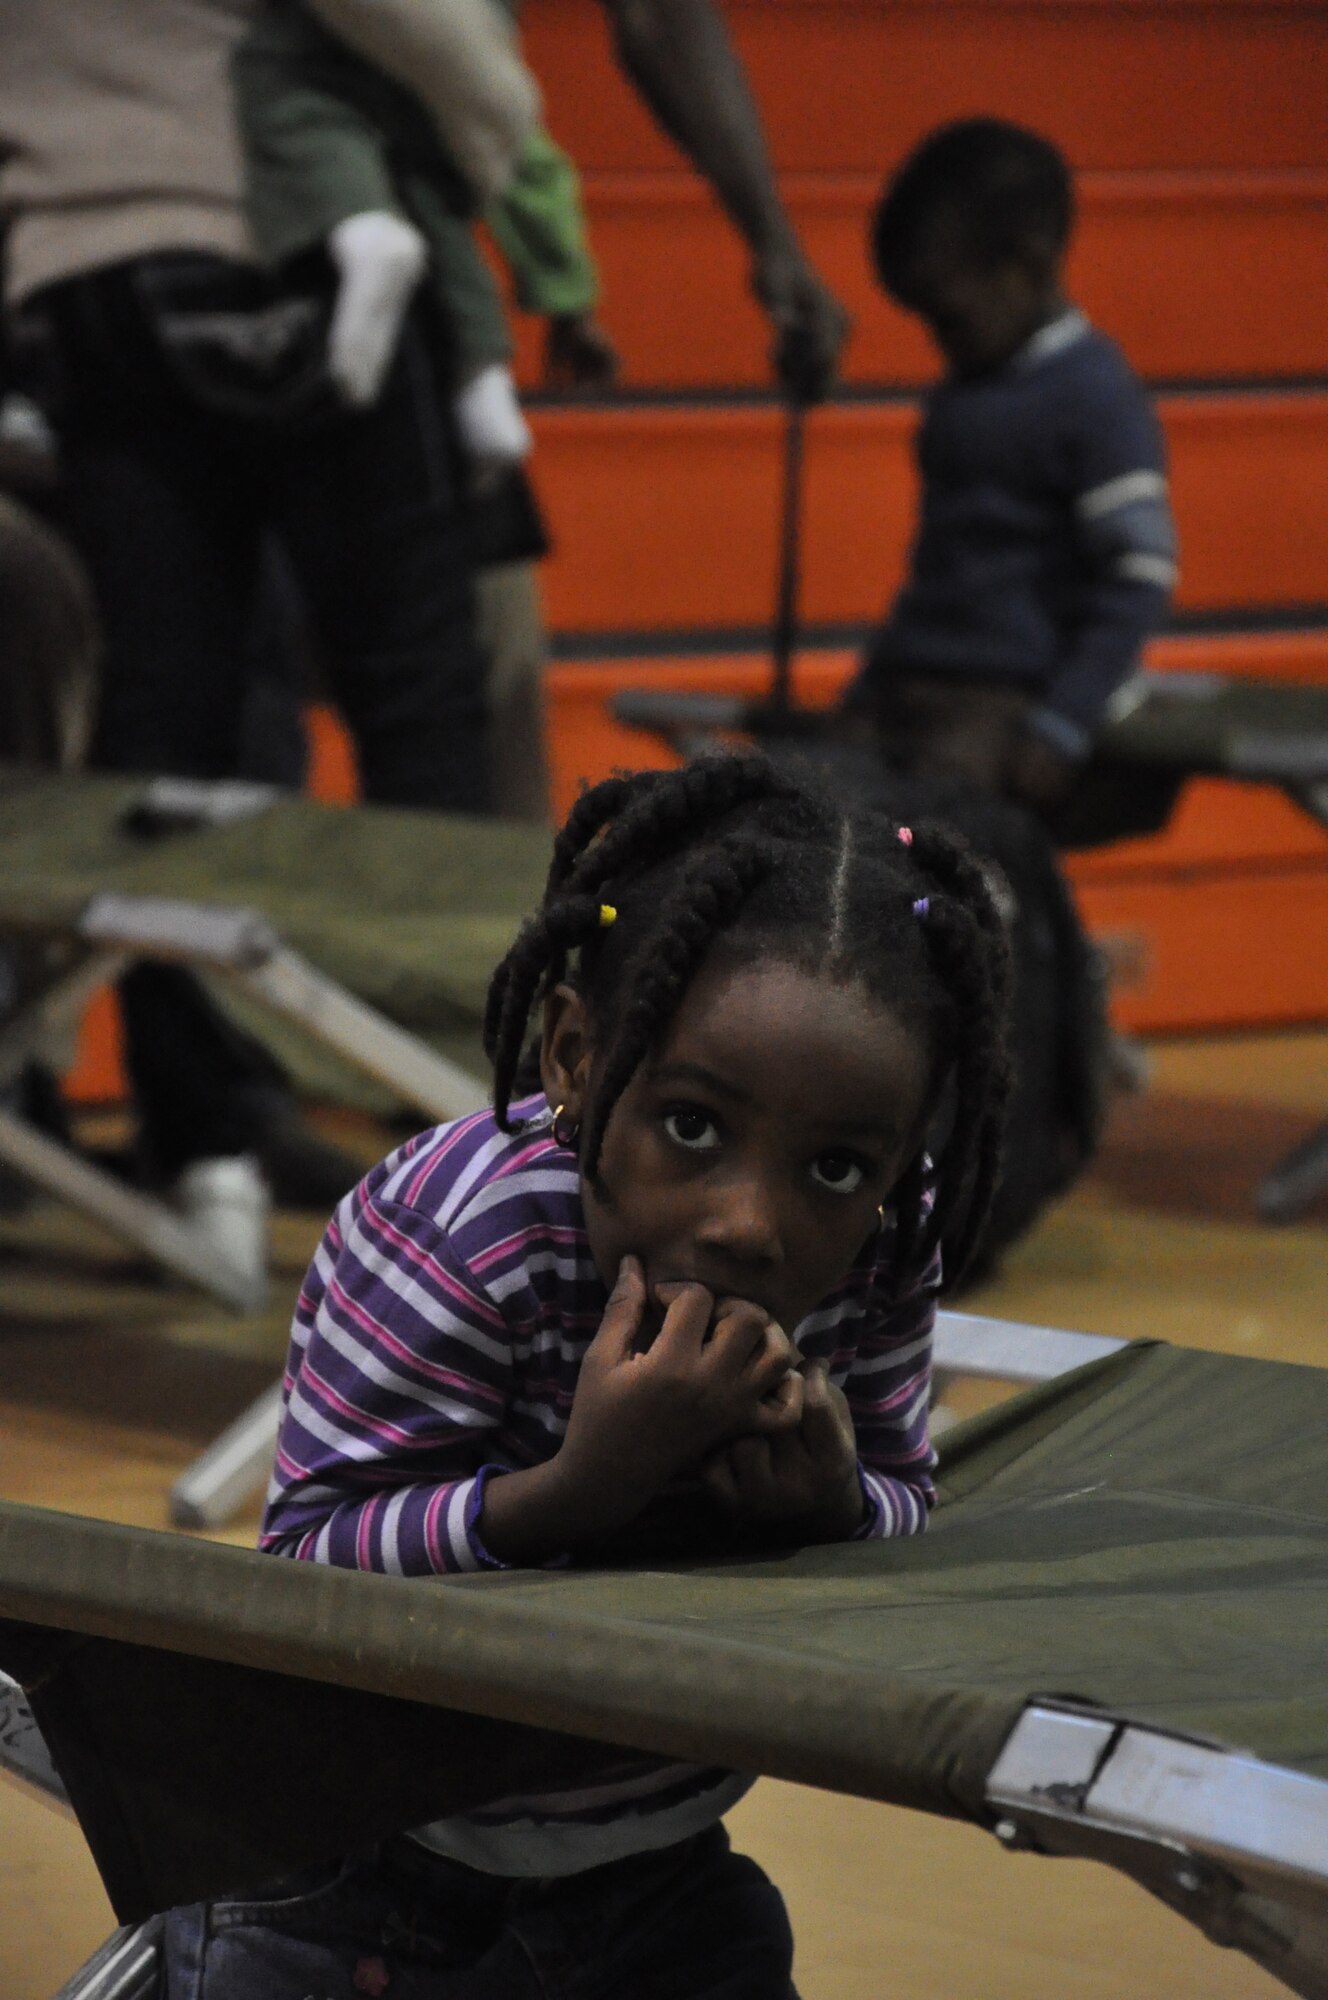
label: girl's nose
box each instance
[695,1175,783,1268]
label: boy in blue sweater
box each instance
[842,119,1177,817]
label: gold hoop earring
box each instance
[552,1102,581,1150]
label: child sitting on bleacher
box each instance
[841,118,1178,817]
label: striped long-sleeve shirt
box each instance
[261,1094,939,1873]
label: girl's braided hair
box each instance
[484,754,1012,1287]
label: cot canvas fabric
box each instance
[261,1094,939,1873]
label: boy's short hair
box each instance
[873,118,1074,301]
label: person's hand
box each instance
[751,242,850,404]
[1004,728,1078,811]
[703,1358,864,1539]
[544,312,620,390]
[552,1260,802,1533]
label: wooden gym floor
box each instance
[1,1029,1325,1999]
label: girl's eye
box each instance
[662,1107,721,1153]
[810,1152,867,1195]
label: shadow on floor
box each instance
[1093,1091,1326,1226]
[0,1317,281,1444]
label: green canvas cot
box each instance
[0,766,549,1318]
[0,763,548,1085]
[2,1335,1327,1994]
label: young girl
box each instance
[165,753,1010,1999]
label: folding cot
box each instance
[612,665,1328,1220]
[1,1317,1326,1999]
[0,766,548,1311]
[0,766,560,1523]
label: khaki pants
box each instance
[476,558,549,823]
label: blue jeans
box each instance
[162,1824,799,1999]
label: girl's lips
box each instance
[641,1274,785,1333]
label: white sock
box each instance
[453,363,532,472]
[326,211,428,408]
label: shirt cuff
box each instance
[1025,705,1092,761]
[460,1464,573,1573]
[852,1463,887,1539]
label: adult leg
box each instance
[34,269,285,1180]
[477,557,550,822]
[274,312,491,813]
[237,539,314,791]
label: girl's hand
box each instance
[702,1359,866,1540]
[551,1259,801,1535]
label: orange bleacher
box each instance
[509,168,1328,391]
[530,0,1328,1037]
[528,393,1327,635]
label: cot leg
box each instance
[1257,1119,1328,1224]
[167,1380,285,1529]
[0,1106,263,1312]
[51,1919,163,2000]
[0,1670,69,1811]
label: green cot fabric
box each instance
[1105,675,1328,771]
[0,768,549,1091]
[0,1341,1325,1918]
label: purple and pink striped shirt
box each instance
[261,1095,939,1872]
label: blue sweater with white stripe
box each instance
[856,310,1178,757]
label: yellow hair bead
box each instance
[599,903,617,928]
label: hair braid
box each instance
[580,836,775,1181]
[487,893,608,1128]
[912,893,1011,1279]
[560,754,801,908]
[888,1148,932,1276]
[908,812,1012,984]
[544,773,641,898]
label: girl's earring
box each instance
[877,1203,887,1229]
[552,1102,581,1150]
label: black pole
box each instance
[768,398,805,719]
